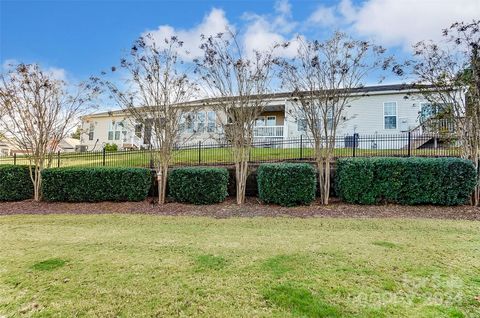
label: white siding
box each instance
[80,90,441,151]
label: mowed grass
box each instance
[0,146,460,168]
[0,216,479,317]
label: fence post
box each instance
[299,135,303,160]
[407,131,412,157]
[102,147,106,166]
[198,141,201,165]
[352,134,356,158]
[57,150,60,168]
[13,153,16,165]
[149,145,154,169]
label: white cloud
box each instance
[338,0,356,24]
[307,0,480,50]
[47,67,67,81]
[242,17,300,58]
[2,59,67,81]
[242,0,299,58]
[275,0,291,16]
[143,8,231,59]
[272,0,297,33]
[143,1,301,59]
[307,6,338,27]
[351,0,480,48]
[2,59,19,70]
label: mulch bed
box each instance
[1,197,479,220]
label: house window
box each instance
[185,112,195,133]
[179,111,217,134]
[326,108,334,130]
[197,112,206,133]
[296,109,332,132]
[297,118,307,132]
[255,116,276,127]
[384,102,397,129]
[266,116,276,126]
[134,124,143,138]
[419,102,450,123]
[108,120,128,141]
[207,111,216,132]
[255,117,265,126]
[88,123,95,140]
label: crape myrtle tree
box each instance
[399,20,480,205]
[278,32,392,205]
[101,34,198,204]
[0,63,97,201]
[194,30,277,205]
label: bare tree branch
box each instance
[0,63,97,201]
[278,32,392,205]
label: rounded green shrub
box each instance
[257,163,316,207]
[335,157,477,205]
[41,167,152,202]
[104,143,118,152]
[168,167,229,204]
[0,165,33,201]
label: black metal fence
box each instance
[0,133,460,168]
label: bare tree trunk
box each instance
[32,165,43,201]
[157,163,169,204]
[474,158,480,207]
[234,147,249,205]
[316,158,330,205]
[324,159,330,205]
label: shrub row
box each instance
[335,157,477,205]
[257,163,317,207]
[0,165,33,201]
[41,167,152,202]
[168,167,229,204]
[1,158,476,206]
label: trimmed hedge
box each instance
[41,167,152,202]
[0,165,33,201]
[257,163,316,207]
[335,157,477,205]
[168,167,229,204]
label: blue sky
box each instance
[1,0,479,83]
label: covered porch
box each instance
[253,104,286,144]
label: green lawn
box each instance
[0,146,460,168]
[0,215,478,317]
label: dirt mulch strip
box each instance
[0,198,479,220]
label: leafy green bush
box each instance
[257,163,316,207]
[168,167,228,204]
[0,165,33,201]
[335,157,477,205]
[104,143,118,152]
[42,167,152,202]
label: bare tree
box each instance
[101,34,198,204]
[278,32,391,205]
[401,20,480,205]
[0,63,97,201]
[195,31,276,204]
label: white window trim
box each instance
[266,116,276,126]
[383,101,398,130]
[255,116,266,127]
[256,115,277,127]
[88,122,95,141]
[207,111,216,133]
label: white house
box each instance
[79,84,456,151]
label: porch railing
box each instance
[413,118,456,135]
[253,125,284,137]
